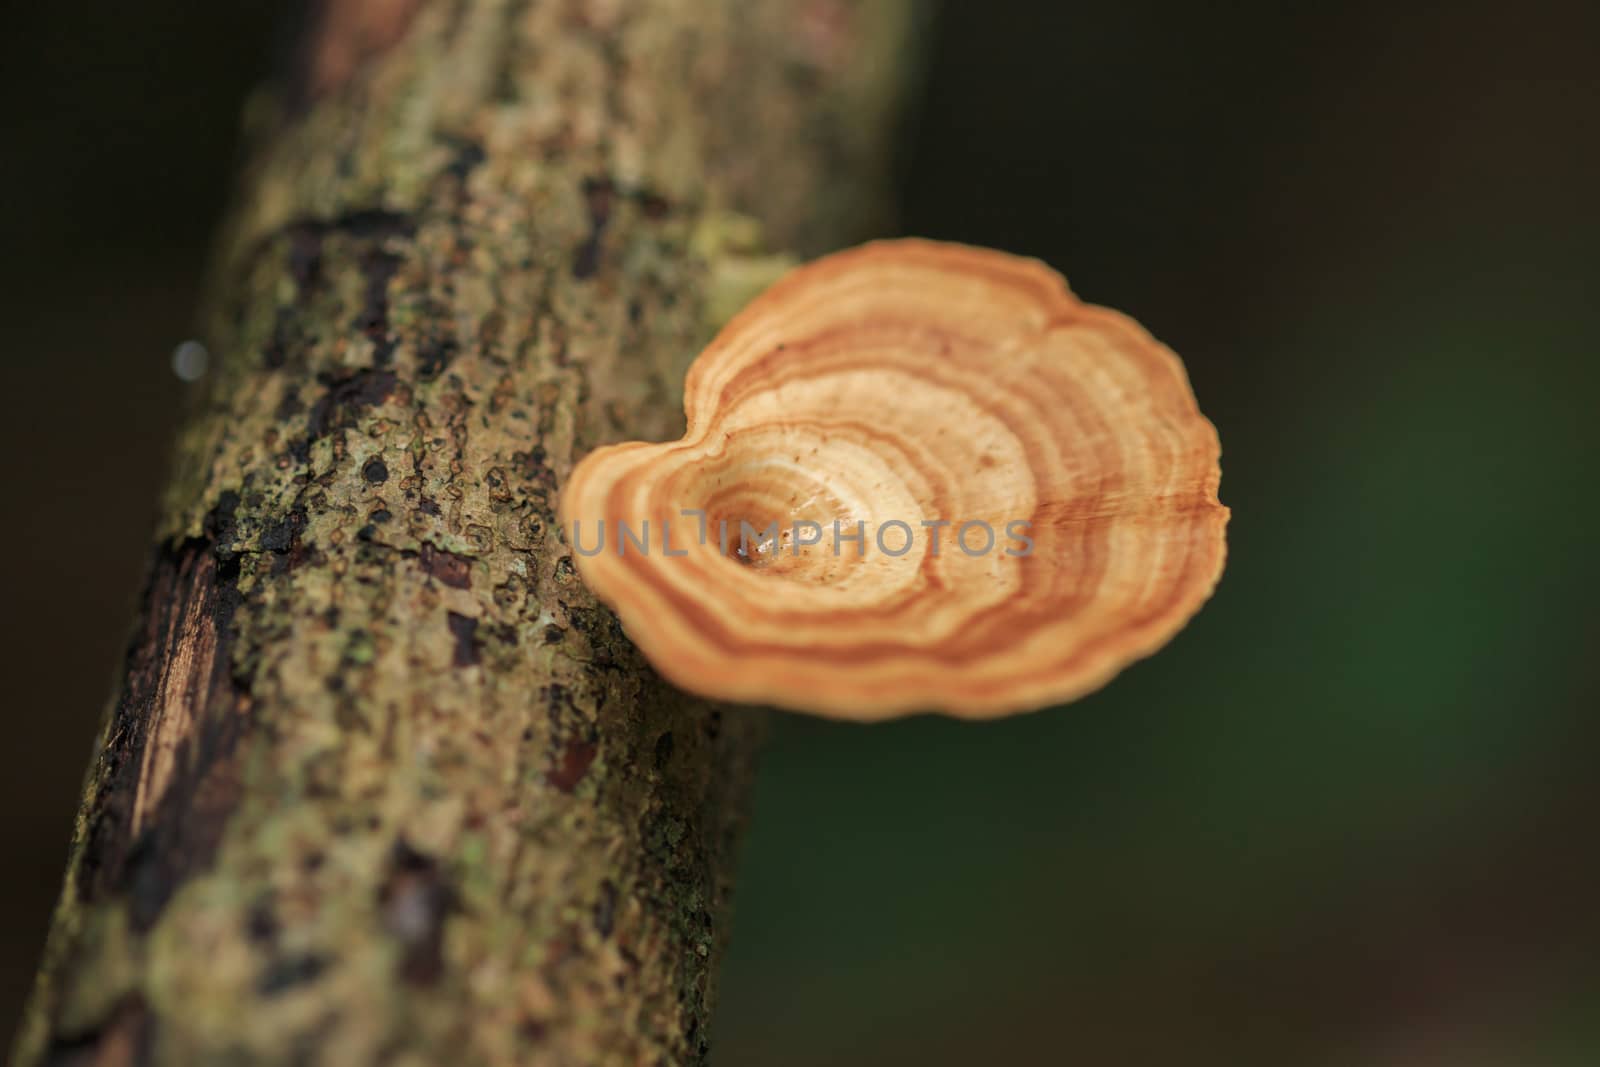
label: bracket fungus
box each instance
[559,239,1227,719]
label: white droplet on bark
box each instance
[171,340,209,382]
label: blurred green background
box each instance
[2,2,1596,1064]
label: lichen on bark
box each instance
[14,1,922,1064]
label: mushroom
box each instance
[559,239,1227,719]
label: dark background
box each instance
[3,2,1597,1063]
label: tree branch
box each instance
[15,1,922,1062]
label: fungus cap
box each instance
[559,239,1227,719]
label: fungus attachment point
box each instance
[559,240,1228,719]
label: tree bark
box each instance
[14,2,921,1063]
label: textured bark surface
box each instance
[14,2,920,1064]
